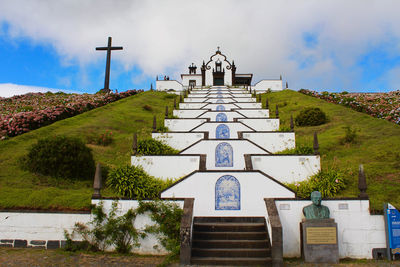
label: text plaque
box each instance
[306,227,337,244]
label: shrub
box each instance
[276,144,314,155]
[137,139,179,155]
[287,169,345,198]
[340,126,358,144]
[106,165,173,199]
[295,107,327,126]
[142,104,153,111]
[22,136,95,180]
[86,130,113,146]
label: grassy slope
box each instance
[0,89,399,211]
[264,90,400,211]
[0,91,177,210]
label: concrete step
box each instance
[191,256,272,266]
[193,231,268,240]
[193,222,266,232]
[192,239,269,249]
[192,247,270,258]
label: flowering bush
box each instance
[299,89,400,125]
[0,90,143,139]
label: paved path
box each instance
[1,248,400,267]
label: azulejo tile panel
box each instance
[215,142,233,167]
[215,175,240,210]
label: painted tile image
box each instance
[215,175,240,210]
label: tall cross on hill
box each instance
[96,37,123,93]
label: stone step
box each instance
[191,256,272,266]
[192,247,270,258]
[193,216,265,223]
[193,222,266,232]
[193,231,268,240]
[192,239,269,249]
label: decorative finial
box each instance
[217,46,220,52]
[165,106,169,119]
[290,115,294,131]
[358,164,368,198]
[313,132,319,154]
[150,83,153,91]
[152,115,157,133]
[132,133,137,155]
[265,98,269,109]
[174,98,177,109]
[286,81,288,89]
[280,74,282,80]
[179,94,183,103]
[275,104,279,118]
[92,163,102,198]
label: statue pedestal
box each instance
[300,219,339,263]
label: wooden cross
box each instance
[96,37,123,92]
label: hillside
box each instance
[0,89,399,211]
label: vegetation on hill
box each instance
[0,89,399,211]
[264,90,400,211]
[0,91,177,210]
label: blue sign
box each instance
[216,113,228,122]
[215,142,233,167]
[387,203,400,254]
[216,124,230,139]
[215,175,240,210]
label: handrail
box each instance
[264,198,283,267]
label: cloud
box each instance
[0,83,78,97]
[1,0,400,91]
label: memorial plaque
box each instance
[306,227,337,244]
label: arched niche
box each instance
[215,175,240,210]
[215,142,233,167]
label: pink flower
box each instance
[335,179,339,183]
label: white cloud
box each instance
[0,83,78,97]
[1,0,400,91]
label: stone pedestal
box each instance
[301,218,339,263]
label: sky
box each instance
[1,0,400,97]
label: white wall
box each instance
[181,75,202,87]
[173,109,207,118]
[251,155,320,183]
[252,80,283,92]
[164,118,207,131]
[92,199,184,255]
[241,132,295,153]
[274,199,386,259]
[152,132,205,150]
[156,80,183,92]
[184,97,207,103]
[237,118,279,131]
[204,54,232,86]
[236,109,270,118]
[234,102,262,109]
[179,103,207,109]
[202,103,241,111]
[131,155,200,179]
[180,140,269,170]
[0,212,90,241]
[191,122,254,139]
[161,172,295,216]
[198,111,245,122]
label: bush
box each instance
[287,169,345,198]
[106,165,173,199]
[340,126,358,144]
[295,107,327,126]
[86,130,113,146]
[137,139,179,155]
[276,144,314,154]
[22,136,95,180]
[142,104,153,111]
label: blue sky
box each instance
[1,0,400,97]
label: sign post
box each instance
[384,203,400,260]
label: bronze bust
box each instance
[303,191,330,219]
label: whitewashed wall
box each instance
[152,132,205,150]
[188,93,208,97]
[181,75,202,87]
[181,140,268,170]
[198,111,245,122]
[161,172,295,216]
[251,155,320,183]
[236,109,270,118]
[131,155,200,179]
[275,199,386,259]
[252,80,283,92]
[191,122,254,138]
[92,199,184,255]
[164,118,207,131]
[173,109,207,118]
[205,98,236,104]
[156,80,183,92]
[237,118,279,131]
[184,97,207,103]
[204,54,232,86]
[0,212,90,241]
[202,103,240,111]
[179,103,207,109]
[234,102,262,109]
[241,132,295,153]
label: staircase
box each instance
[191,217,272,266]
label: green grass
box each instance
[0,91,178,210]
[1,89,399,211]
[264,90,400,211]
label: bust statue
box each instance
[303,191,330,220]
